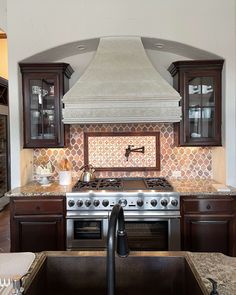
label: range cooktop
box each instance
[72,177,173,192]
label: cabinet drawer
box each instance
[13,199,64,215]
[183,198,234,214]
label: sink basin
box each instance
[25,252,204,295]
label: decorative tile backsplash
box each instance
[33,123,212,179]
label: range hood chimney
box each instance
[62,37,181,124]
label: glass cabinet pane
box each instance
[202,108,215,138]
[43,110,55,139]
[189,107,201,138]
[201,77,215,106]
[29,79,56,140]
[188,77,201,107]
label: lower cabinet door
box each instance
[183,216,234,255]
[11,216,65,252]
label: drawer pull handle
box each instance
[206,204,211,210]
[36,206,41,210]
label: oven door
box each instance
[123,211,181,251]
[66,211,109,250]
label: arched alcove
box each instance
[20,36,223,88]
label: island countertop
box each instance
[5,178,236,197]
[22,251,236,295]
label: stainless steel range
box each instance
[66,177,180,251]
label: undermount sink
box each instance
[25,252,204,295]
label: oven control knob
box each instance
[161,199,168,207]
[118,199,127,207]
[76,200,83,207]
[68,200,75,207]
[137,199,144,207]
[150,199,157,207]
[102,199,109,207]
[85,199,91,207]
[171,199,178,207]
[93,199,100,207]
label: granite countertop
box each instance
[22,251,236,295]
[170,179,236,196]
[5,178,236,197]
[5,181,73,197]
[186,252,236,295]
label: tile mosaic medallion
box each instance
[33,123,212,180]
[84,132,160,171]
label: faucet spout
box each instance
[125,145,145,161]
[107,204,129,295]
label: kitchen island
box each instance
[21,251,236,295]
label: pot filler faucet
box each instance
[107,204,129,295]
[125,145,145,161]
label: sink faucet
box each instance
[125,145,145,161]
[107,204,129,295]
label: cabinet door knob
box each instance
[206,204,211,210]
[36,206,41,210]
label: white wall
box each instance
[0,38,8,78]
[0,0,7,32]
[6,0,236,187]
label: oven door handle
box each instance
[66,212,109,219]
[123,212,181,219]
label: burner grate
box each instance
[99,178,123,190]
[72,177,173,191]
[72,179,100,191]
[144,178,173,191]
[72,178,123,191]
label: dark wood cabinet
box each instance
[10,196,66,252]
[181,195,236,256]
[168,60,224,146]
[0,77,10,195]
[20,63,73,148]
[0,77,8,105]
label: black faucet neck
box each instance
[107,204,129,295]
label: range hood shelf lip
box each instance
[63,97,180,102]
[63,36,182,124]
[62,117,181,124]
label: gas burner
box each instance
[72,179,100,191]
[144,178,173,191]
[98,178,123,190]
[72,178,123,191]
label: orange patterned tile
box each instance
[33,123,212,180]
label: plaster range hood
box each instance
[62,37,182,124]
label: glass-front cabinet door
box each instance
[168,60,224,146]
[20,64,73,148]
[29,75,57,142]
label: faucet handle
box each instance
[117,230,129,257]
